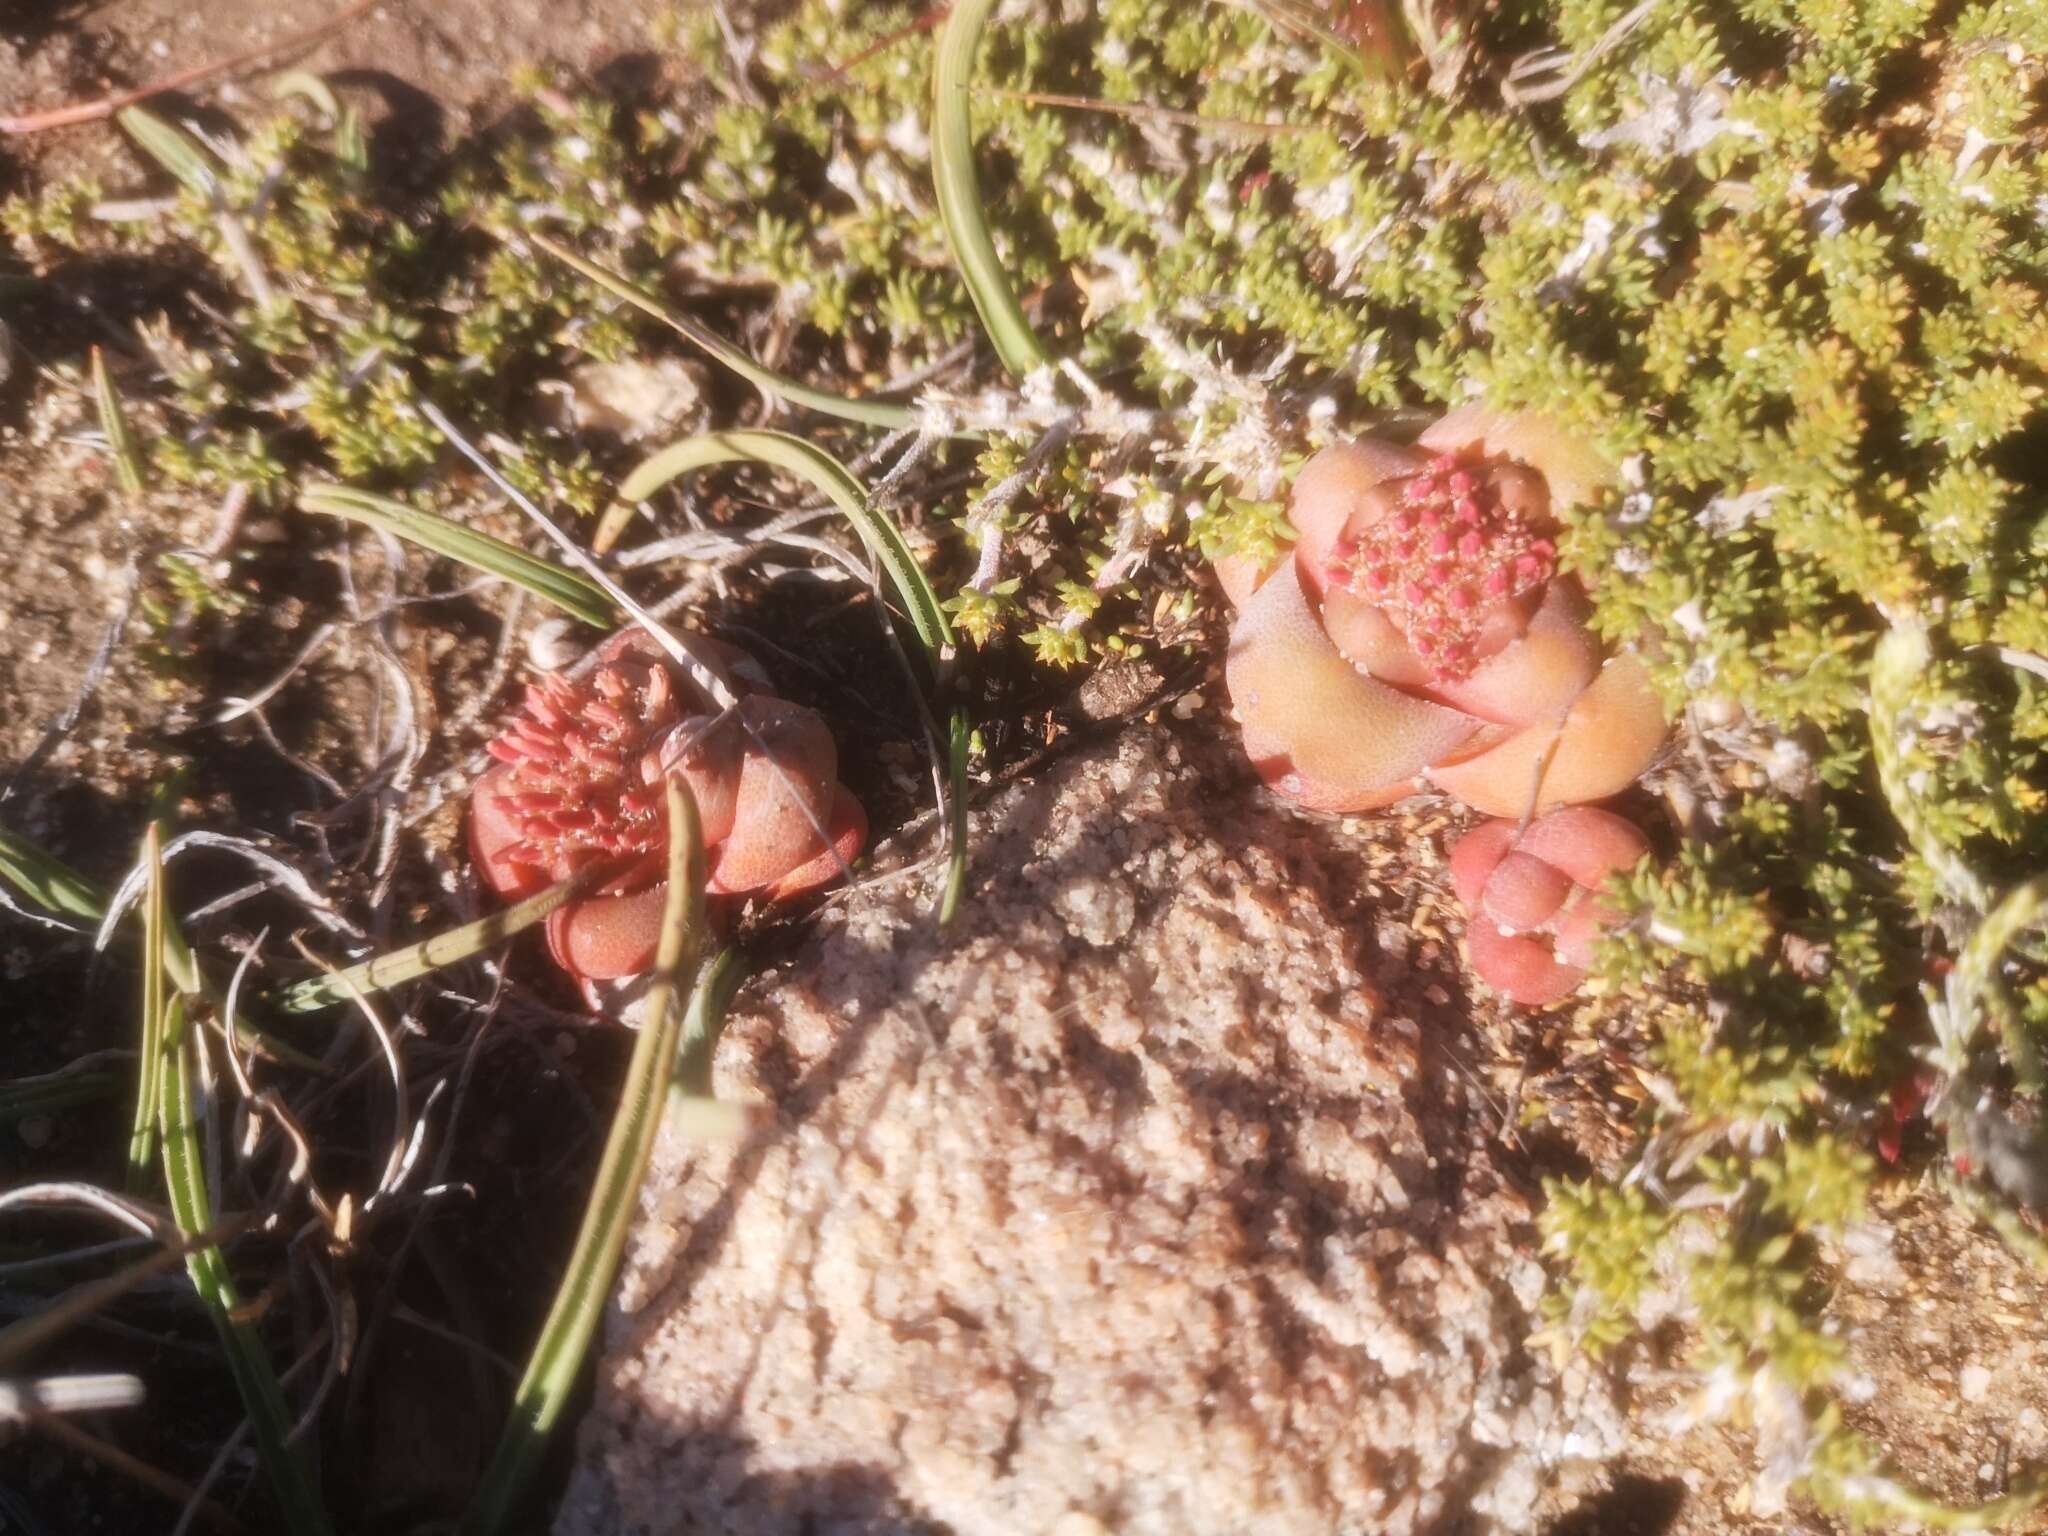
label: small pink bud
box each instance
[1458,530,1484,558]
[1429,530,1454,556]
[1403,580,1428,605]
[1394,509,1418,532]
[1454,496,1481,522]
[1486,568,1512,596]
[1407,476,1438,502]
[1447,470,1475,496]
[1449,584,1476,610]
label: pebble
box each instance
[1960,1363,1993,1403]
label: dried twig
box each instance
[0,0,381,135]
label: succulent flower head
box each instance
[482,652,685,885]
[1327,450,1557,681]
[470,629,864,986]
[1219,410,1669,818]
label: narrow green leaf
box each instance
[0,825,322,1074]
[267,71,340,119]
[91,348,146,498]
[940,707,971,925]
[528,232,916,431]
[125,825,167,1193]
[617,430,952,667]
[275,871,591,1015]
[931,0,1051,378]
[301,483,616,630]
[0,826,106,926]
[0,1225,222,1372]
[464,777,707,1536]
[673,945,744,1102]
[152,842,333,1535]
[0,1069,119,1126]
[116,105,217,195]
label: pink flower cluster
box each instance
[470,630,863,985]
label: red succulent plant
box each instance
[1217,407,1668,1006]
[1448,806,1650,1006]
[469,629,864,986]
[1220,406,1666,817]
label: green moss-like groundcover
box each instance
[8,0,2048,1522]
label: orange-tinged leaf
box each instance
[1427,652,1666,816]
[1419,406,1614,512]
[1227,561,1479,804]
[1288,439,1428,579]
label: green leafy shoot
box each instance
[463,776,708,1536]
[527,231,917,430]
[274,870,592,1015]
[931,0,1052,378]
[300,483,616,630]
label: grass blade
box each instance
[0,825,105,926]
[673,945,743,1101]
[527,232,916,431]
[91,347,147,497]
[274,871,591,1015]
[1,1067,120,1125]
[463,777,707,1536]
[931,0,1051,378]
[301,483,617,630]
[125,824,168,1191]
[116,105,217,195]
[940,707,971,924]
[666,945,751,1141]
[0,1224,231,1372]
[149,841,334,1536]
[0,825,322,1073]
[617,430,953,667]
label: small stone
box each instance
[1960,1363,1993,1402]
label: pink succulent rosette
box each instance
[1448,807,1650,1006]
[1220,406,1667,818]
[470,630,865,985]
